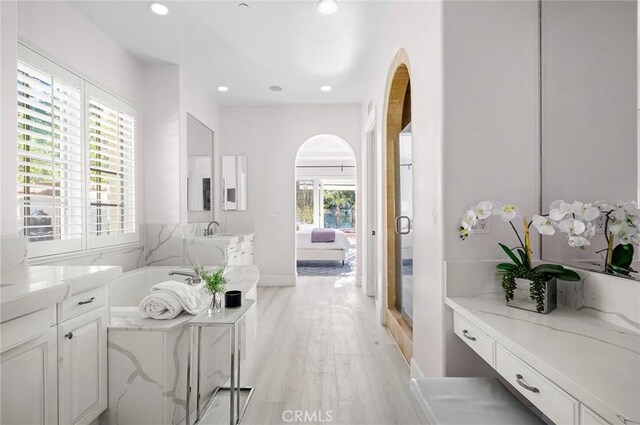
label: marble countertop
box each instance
[446,294,640,425]
[0,265,122,322]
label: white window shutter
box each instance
[87,88,137,248]
[17,61,84,257]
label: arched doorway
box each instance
[294,135,358,281]
[384,50,413,363]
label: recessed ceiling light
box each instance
[316,0,338,15]
[320,85,332,92]
[149,2,169,15]
[218,86,229,92]
[269,85,283,92]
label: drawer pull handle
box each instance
[78,297,95,305]
[64,332,73,339]
[462,330,476,341]
[516,374,539,393]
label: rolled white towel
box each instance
[139,280,207,319]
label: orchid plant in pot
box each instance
[459,201,580,313]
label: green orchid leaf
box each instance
[516,249,529,268]
[496,263,516,271]
[498,243,522,267]
[532,263,566,273]
[611,244,634,274]
[552,270,581,281]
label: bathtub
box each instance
[102,266,258,425]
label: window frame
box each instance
[17,44,138,259]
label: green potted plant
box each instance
[459,201,580,313]
[195,265,227,314]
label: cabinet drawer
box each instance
[453,312,495,366]
[226,244,238,254]
[59,286,106,322]
[580,405,609,425]
[497,345,577,425]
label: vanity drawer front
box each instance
[497,345,577,425]
[226,244,238,254]
[453,312,495,366]
[59,286,106,322]
[580,405,609,425]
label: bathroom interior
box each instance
[0,1,638,425]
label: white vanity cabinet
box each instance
[1,325,58,425]
[57,305,108,425]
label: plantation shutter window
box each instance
[17,52,84,257]
[87,85,137,248]
[16,45,138,257]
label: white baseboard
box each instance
[258,274,296,286]
[411,357,426,380]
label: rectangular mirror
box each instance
[187,114,214,216]
[540,0,638,278]
[223,155,247,211]
[187,155,211,211]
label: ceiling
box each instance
[70,1,397,106]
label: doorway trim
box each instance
[382,48,413,364]
[364,107,378,301]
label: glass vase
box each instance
[208,292,222,315]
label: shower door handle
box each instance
[395,216,412,235]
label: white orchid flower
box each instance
[549,201,572,221]
[461,209,478,230]
[631,232,640,246]
[570,201,600,222]
[531,215,555,235]
[497,204,519,222]
[610,222,634,243]
[459,225,472,240]
[568,236,590,248]
[583,221,596,238]
[473,201,493,220]
[558,218,586,236]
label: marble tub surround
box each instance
[105,265,259,425]
[0,265,122,322]
[446,295,640,425]
[144,223,185,266]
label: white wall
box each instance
[442,1,540,377]
[143,64,181,224]
[220,105,361,285]
[180,71,221,225]
[361,0,541,379]
[1,1,146,269]
[1,1,18,238]
[360,1,445,378]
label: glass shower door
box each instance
[396,125,413,324]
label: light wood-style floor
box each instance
[236,275,426,425]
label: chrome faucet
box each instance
[204,220,220,236]
[168,270,202,285]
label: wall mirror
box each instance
[223,155,247,211]
[187,114,214,217]
[540,0,638,278]
[187,156,211,211]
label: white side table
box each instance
[186,299,256,425]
